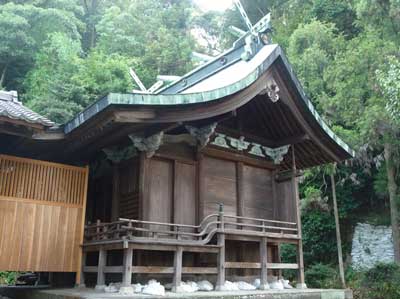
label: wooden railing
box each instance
[81,206,300,290]
[0,154,87,206]
[84,208,298,245]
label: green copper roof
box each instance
[63,43,354,159]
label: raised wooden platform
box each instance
[81,213,303,291]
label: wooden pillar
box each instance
[75,165,89,287]
[122,248,133,287]
[95,248,107,289]
[277,244,282,279]
[236,162,244,218]
[172,246,183,292]
[259,237,269,290]
[197,152,204,222]
[216,233,225,290]
[111,163,120,221]
[216,205,225,290]
[76,251,86,288]
[291,145,306,289]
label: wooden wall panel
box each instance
[242,165,274,220]
[174,162,196,226]
[0,155,88,273]
[119,158,139,220]
[0,199,83,272]
[276,179,296,223]
[146,158,173,223]
[202,156,237,217]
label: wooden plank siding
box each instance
[0,154,88,273]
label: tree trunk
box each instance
[0,64,8,88]
[384,141,400,263]
[330,164,346,288]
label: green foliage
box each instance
[360,263,400,299]
[311,0,358,38]
[302,208,337,265]
[0,271,18,285]
[376,56,400,125]
[25,33,134,123]
[0,2,82,89]
[305,263,341,289]
[288,20,342,103]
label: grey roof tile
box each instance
[0,90,54,127]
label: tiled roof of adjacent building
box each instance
[0,90,54,127]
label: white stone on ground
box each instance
[269,279,284,290]
[219,281,240,291]
[104,283,118,293]
[236,281,257,290]
[141,279,165,296]
[197,280,214,291]
[280,279,293,289]
[118,286,134,296]
[253,278,261,289]
[132,283,143,293]
[175,281,198,293]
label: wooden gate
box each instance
[0,155,88,279]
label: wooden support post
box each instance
[259,237,270,290]
[95,248,107,290]
[291,146,306,289]
[75,165,89,287]
[277,244,282,279]
[216,233,225,290]
[76,251,86,288]
[111,163,120,221]
[216,204,225,290]
[122,248,133,287]
[172,246,183,292]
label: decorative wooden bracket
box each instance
[264,145,290,164]
[185,122,217,148]
[128,131,164,158]
[211,133,290,164]
[103,146,137,163]
[261,78,280,102]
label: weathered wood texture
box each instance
[174,162,196,229]
[202,156,237,218]
[146,158,173,223]
[0,154,88,272]
[276,179,297,223]
[242,165,273,220]
[118,158,139,220]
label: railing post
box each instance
[172,246,183,292]
[103,225,108,240]
[127,221,133,239]
[218,203,224,231]
[216,203,225,291]
[259,237,269,290]
[95,248,107,290]
[96,219,101,241]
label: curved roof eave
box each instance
[63,44,354,160]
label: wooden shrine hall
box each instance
[0,15,354,292]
